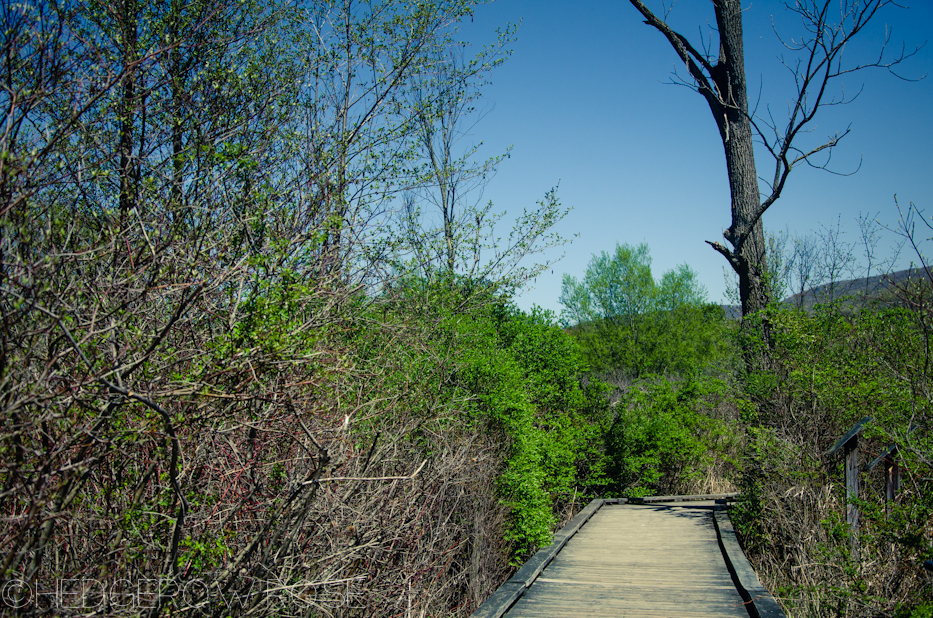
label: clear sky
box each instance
[457,0,933,316]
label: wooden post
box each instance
[844,438,859,534]
[886,456,900,505]
[865,424,917,519]
[825,416,872,560]
[884,445,900,511]
[866,442,904,519]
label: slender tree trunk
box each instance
[169,0,187,230]
[118,0,138,217]
[420,114,456,273]
[443,198,455,273]
[325,6,354,284]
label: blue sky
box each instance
[457,0,933,316]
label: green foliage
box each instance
[765,302,918,436]
[561,243,734,378]
[399,186,574,293]
[731,300,933,617]
[605,377,733,497]
[896,603,933,618]
[471,309,611,562]
[219,271,320,359]
[394,279,611,563]
[560,243,656,328]
[178,534,229,572]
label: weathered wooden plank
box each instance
[469,498,611,618]
[628,492,741,503]
[714,506,786,618]
[503,503,752,618]
[475,499,787,618]
[825,416,872,457]
[510,497,604,587]
[469,582,525,618]
[507,581,753,617]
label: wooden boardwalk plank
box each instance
[503,503,750,618]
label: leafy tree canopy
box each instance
[560,243,731,379]
[560,243,706,327]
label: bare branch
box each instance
[628,0,724,119]
[306,459,427,484]
[753,0,922,214]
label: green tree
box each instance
[561,243,655,330]
[561,243,728,378]
[658,263,709,312]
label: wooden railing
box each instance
[825,417,916,558]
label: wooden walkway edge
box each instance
[713,504,785,618]
[470,496,786,618]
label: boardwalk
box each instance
[472,498,784,618]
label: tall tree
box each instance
[560,243,721,378]
[626,0,917,322]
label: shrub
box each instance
[732,301,933,617]
[605,377,739,497]
[385,278,611,565]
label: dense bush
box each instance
[572,303,734,379]
[559,245,743,501]
[604,376,742,497]
[732,300,933,617]
[402,279,612,563]
[0,0,589,614]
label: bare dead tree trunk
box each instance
[628,0,771,365]
[714,0,770,318]
[628,1,769,318]
[627,0,918,364]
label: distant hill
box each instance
[785,268,925,310]
[720,268,928,318]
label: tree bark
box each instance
[629,0,770,318]
[711,1,770,317]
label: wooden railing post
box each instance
[864,425,916,519]
[844,437,859,532]
[825,416,872,560]
[887,454,901,505]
